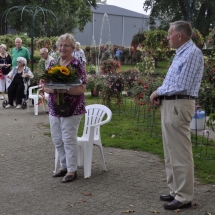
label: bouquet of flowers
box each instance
[40,64,81,105]
[40,65,79,86]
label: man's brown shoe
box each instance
[164,200,192,210]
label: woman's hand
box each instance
[8,75,12,79]
[22,74,29,78]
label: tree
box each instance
[0,0,97,36]
[143,0,215,37]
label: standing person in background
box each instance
[0,44,12,100]
[40,48,54,70]
[150,21,204,211]
[11,37,31,68]
[115,47,122,61]
[72,42,86,68]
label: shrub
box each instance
[136,54,155,74]
[100,59,121,75]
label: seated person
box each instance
[5,57,34,109]
[40,48,54,70]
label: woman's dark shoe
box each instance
[160,194,174,201]
[164,200,192,210]
[61,172,77,183]
[53,169,67,177]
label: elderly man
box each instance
[72,42,86,67]
[150,21,204,210]
[11,37,31,68]
[40,48,54,70]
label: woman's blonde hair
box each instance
[56,33,76,48]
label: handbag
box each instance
[54,102,72,117]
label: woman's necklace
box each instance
[60,57,73,66]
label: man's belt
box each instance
[160,95,196,100]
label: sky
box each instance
[106,0,150,15]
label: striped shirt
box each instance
[157,40,204,97]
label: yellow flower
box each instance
[59,66,70,76]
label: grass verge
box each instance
[79,95,215,184]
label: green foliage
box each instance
[130,31,146,51]
[100,59,121,75]
[192,28,204,48]
[206,28,215,49]
[197,55,215,115]
[130,74,163,105]
[0,34,30,50]
[136,54,155,74]
[37,58,46,73]
[87,64,97,74]
[143,0,215,37]
[143,30,170,61]
[0,0,97,37]
[34,37,52,51]
[206,113,215,132]
[79,96,215,184]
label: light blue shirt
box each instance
[157,40,204,97]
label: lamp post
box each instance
[1,6,57,72]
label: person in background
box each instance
[72,42,86,67]
[11,37,31,68]
[40,48,54,70]
[115,47,122,61]
[0,44,12,100]
[49,44,59,59]
[44,33,86,183]
[6,57,33,109]
[150,21,204,211]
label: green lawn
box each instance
[77,95,215,184]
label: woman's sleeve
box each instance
[27,67,34,79]
[8,67,14,77]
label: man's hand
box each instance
[150,90,160,107]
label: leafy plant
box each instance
[131,31,146,52]
[130,74,163,105]
[87,64,97,74]
[136,54,155,74]
[192,28,204,48]
[100,59,121,75]
[206,28,215,49]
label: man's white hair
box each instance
[40,48,49,53]
[15,37,22,43]
[76,42,80,46]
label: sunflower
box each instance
[59,66,70,76]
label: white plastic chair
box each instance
[54,104,112,178]
[28,85,47,115]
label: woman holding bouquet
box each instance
[44,33,86,183]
